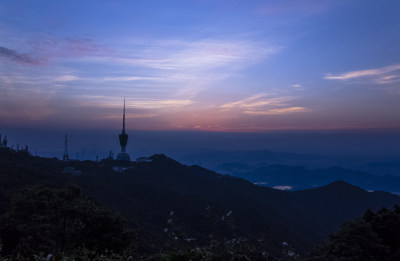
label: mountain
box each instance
[355,161,400,177]
[222,164,400,193]
[170,149,400,192]
[170,148,329,170]
[1,148,400,258]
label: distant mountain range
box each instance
[169,149,400,193]
[216,164,400,193]
[1,148,400,257]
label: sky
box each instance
[1,0,399,134]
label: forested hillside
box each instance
[1,148,399,259]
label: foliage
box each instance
[309,205,400,261]
[0,247,136,261]
[0,185,134,258]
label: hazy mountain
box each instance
[355,161,400,177]
[171,148,400,171]
[217,164,400,193]
[170,149,332,169]
[167,149,400,193]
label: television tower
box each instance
[116,98,131,161]
[63,134,69,161]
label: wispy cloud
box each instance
[325,64,400,84]
[30,37,108,58]
[221,93,290,110]
[220,93,308,115]
[128,99,193,109]
[0,37,109,66]
[0,33,282,128]
[97,39,276,71]
[102,76,161,82]
[0,70,79,85]
[375,75,400,85]
[0,46,44,65]
[86,39,279,97]
[3,36,279,98]
[243,107,307,115]
[55,75,79,82]
[72,95,192,110]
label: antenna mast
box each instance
[117,98,130,161]
[122,97,126,134]
[63,134,69,161]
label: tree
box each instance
[0,185,134,257]
[309,205,400,261]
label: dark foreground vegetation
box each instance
[309,206,400,261]
[0,185,133,257]
[1,147,400,260]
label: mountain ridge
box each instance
[1,149,399,257]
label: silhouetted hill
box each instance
[1,148,399,257]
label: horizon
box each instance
[1,127,399,161]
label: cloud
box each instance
[0,70,80,84]
[92,39,278,97]
[74,39,276,72]
[55,75,79,82]
[30,37,108,58]
[220,93,308,115]
[90,39,277,81]
[72,96,193,110]
[292,83,302,88]
[0,36,280,126]
[0,46,43,65]
[324,64,400,84]
[102,76,161,82]
[375,75,400,85]
[220,93,274,110]
[128,99,193,109]
[3,36,278,97]
[0,37,110,67]
[244,107,307,115]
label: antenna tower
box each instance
[63,134,69,161]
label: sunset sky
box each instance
[1,0,400,132]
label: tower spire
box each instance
[63,134,69,161]
[122,97,126,134]
[117,98,130,161]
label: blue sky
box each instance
[1,0,400,132]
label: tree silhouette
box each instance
[0,185,134,257]
[310,205,400,261]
